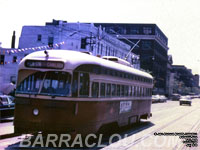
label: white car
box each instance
[159,95,167,102]
[152,95,160,103]
[179,96,192,106]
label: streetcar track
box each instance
[174,115,200,150]
[122,106,200,150]
[2,102,200,150]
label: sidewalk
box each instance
[0,119,14,139]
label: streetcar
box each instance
[14,50,153,136]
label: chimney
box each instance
[11,31,16,48]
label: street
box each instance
[0,99,200,150]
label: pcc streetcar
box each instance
[14,50,153,136]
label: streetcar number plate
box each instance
[119,101,132,114]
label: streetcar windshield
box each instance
[16,71,71,96]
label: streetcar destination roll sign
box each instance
[25,60,64,69]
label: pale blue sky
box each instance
[0,0,200,74]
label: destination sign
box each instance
[25,60,64,69]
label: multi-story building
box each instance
[172,65,195,88]
[94,23,169,95]
[0,48,25,94]
[193,74,199,87]
[0,20,142,94]
[19,20,140,68]
[165,55,174,96]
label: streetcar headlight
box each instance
[33,108,39,116]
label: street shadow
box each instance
[4,121,154,150]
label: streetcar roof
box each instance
[19,50,153,79]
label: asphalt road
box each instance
[0,99,200,150]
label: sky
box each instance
[0,0,200,74]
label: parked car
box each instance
[171,94,181,101]
[179,96,192,106]
[159,95,167,102]
[0,95,15,108]
[152,95,160,103]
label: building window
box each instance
[130,27,139,34]
[143,27,152,35]
[142,41,152,50]
[10,76,16,84]
[81,38,87,49]
[37,34,42,41]
[48,37,54,47]
[0,55,5,65]
[13,56,17,63]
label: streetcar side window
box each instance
[92,82,99,98]
[135,86,137,96]
[121,85,125,97]
[100,83,106,97]
[72,72,78,97]
[106,83,111,97]
[125,85,129,96]
[129,86,132,97]
[138,87,141,97]
[79,72,89,97]
[111,84,116,97]
[117,84,120,96]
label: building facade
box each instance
[193,74,199,87]
[94,23,169,95]
[0,48,25,94]
[172,65,198,94]
[165,55,174,96]
[0,20,142,94]
[19,20,140,69]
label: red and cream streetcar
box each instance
[14,50,153,136]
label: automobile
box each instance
[152,95,160,103]
[171,94,181,101]
[159,95,167,102]
[179,96,192,106]
[0,95,15,108]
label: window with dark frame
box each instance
[13,56,17,63]
[106,83,111,97]
[111,84,116,96]
[0,55,5,65]
[48,37,54,47]
[37,34,42,41]
[79,72,89,97]
[100,83,106,97]
[92,82,99,98]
